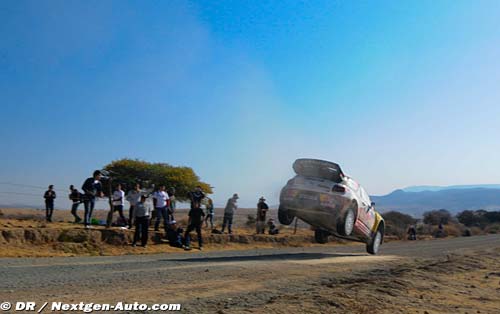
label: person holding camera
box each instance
[81,170,103,228]
[43,185,56,222]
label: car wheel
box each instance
[337,205,356,236]
[366,229,383,255]
[278,205,295,225]
[314,229,329,244]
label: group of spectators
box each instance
[42,170,278,251]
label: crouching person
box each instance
[166,220,184,248]
[184,203,205,251]
[268,219,279,235]
[132,195,151,247]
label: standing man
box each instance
[69,185,82,223]
[204,197,215,229]
[184,202,205,251]
[221,193,239,234]
[132,195,152,247]
[126,183,142,229]
[256,197,269,234]
[106,184,126,227]
[43,185,56,222]
[152,185,170,233]
[81,170,103,229]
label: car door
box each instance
[357,187,376,233]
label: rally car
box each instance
[278,158,385,254]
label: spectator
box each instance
[69,185,82,223]
[221,193,238,234]
[167,187,177,222]
[256,197,269,234]
[267,219,279,235]
[152,185,170,233]
[126,183,142,229]
[184,202,205,250]
[166,220,184,248]
[43,185,56,222]
[107,184,126,227]
[188,186,205,209]
[81,170,103,229]
[204,197,215,229]
[132,195,152,247]
[407,225,417,240]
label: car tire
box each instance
[314,229,329,244]
[337,204,357,236]
[366,228,383,255]
[278,205,295,225]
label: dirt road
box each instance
[1,234,500,313]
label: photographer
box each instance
[81,170,104,228]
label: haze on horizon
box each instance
[1,1,500,208]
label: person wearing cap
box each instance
[43,185,56,222]
[132,195,152,247]
[256,197,269,234]
[126,183,142,229]
[106,183,126,227]
[221,193,239,234]
[188,186,205,210]
[204,197,215,229]
[81,170,104,228]
[166,220,184,248]
[184,202,205,250]
[69,185,82,223]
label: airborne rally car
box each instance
[278,159,385,254]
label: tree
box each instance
[383,211,417,238]
[103,158,212,201]
[456,210,480,227]
[423,209,452,225]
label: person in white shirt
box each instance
[106,183,126,227]
[132,195,152,247]
[153,185,170,233]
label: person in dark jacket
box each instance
[132,195,152,247]
[256,197,269,234]
[69,185,82,223]
[188,186,205,209]
[184,203,205,250]
[44,185,56,222]
[166,220,184,248]
[81,170,103,228]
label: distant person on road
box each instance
[184,202,205,250]
[221,193,239,234]
[267,219,279,235]
[81,170,104,228]
[152,185,170,233]
[69,185,82,223]
[126,183,142,229]
[44,185,56,222]
[256,197,269,234]
[407,225,417,240]
[132,195,152,247]
[106,184,126,227]
[204,197,215,229]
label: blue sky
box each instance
[1,0,500,208]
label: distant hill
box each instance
[371,187,500,217]
[402,184,500,192]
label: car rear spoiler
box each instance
[293,159,344,183]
